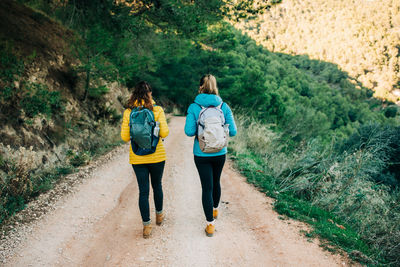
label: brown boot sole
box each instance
[156,215,164,226]
[205,229,214,237]
[143,225,152,238]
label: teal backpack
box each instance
[129,106,159,155]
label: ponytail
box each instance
[199,74,219,95]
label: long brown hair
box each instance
[127,81,153,110]
[199,74,219,95]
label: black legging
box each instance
[194,155,226,222]
[132,161,165,223]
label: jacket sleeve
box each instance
[121,109,131,142]
[184,104,197,137]
[224,104,237,137]
[157,107,169,138]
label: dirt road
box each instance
[5,117,350,266]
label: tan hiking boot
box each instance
[143,224,152,238]
[213,209,218,219]
[156,212,164,225]
[205,224,215,237]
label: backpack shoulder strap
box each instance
[194,102,205,109]
[217,102,226,124]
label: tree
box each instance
[74,24,116,100]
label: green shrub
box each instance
[20,83,63,118]
[105,107,122,125]
[384,105,398,118]
[67,150,91,167]
[230,115,399,265]
[1,86,15,102]
[0,42,24,83]
[0,146,36,224]
[30,165,75,197]
[88,85,109,98]
[338,124,400,186]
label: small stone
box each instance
[106,254,111,261]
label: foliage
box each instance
[233,0,400,102]
[0,42,24,83]
[0,43,25,121]
[88,85,109,98]
[20,82,63,118]
[384,105,398,118]
[230,114,400,265]
[0,118,122,224]
[337,124,400,187]
[67,150,90,167]
[139,23,392,146]
[223,0,281,21]
[0,46,64,122]
[4,1,400,265]
[0,146,36,224]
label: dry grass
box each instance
[0,121,122,224]
[229,114,400,265]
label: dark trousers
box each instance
[194,155,226,222]
[132,161,165,222]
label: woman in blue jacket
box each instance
[184,74,237,237]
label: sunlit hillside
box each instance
[234,0,400,102]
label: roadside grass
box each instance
[30,165,76,198]
[0,130,123,225]
[228,114,398,265]
[232,151,383,265]
[31,138,123,197]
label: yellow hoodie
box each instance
[120,101,169,164]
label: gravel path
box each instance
[2,117,353,266]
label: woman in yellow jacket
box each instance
[120,81,169,238]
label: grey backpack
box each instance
[197,103,229,153]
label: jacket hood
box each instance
[194,94,222,107]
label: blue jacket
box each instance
[184,94,237,157]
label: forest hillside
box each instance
[0,0,399,266]
[234,0,400,102]
[0,0,127,225]
[0,0,126,152]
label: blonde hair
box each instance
[199,74,219,95]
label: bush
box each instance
[230,115,400,265]
[0,42,24,83]
[0,146,36,224]
[67,150,91,167]
[384,105,398,118]
[88,85,109,98]
[20,83,63,118]
[338,124,400,186]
